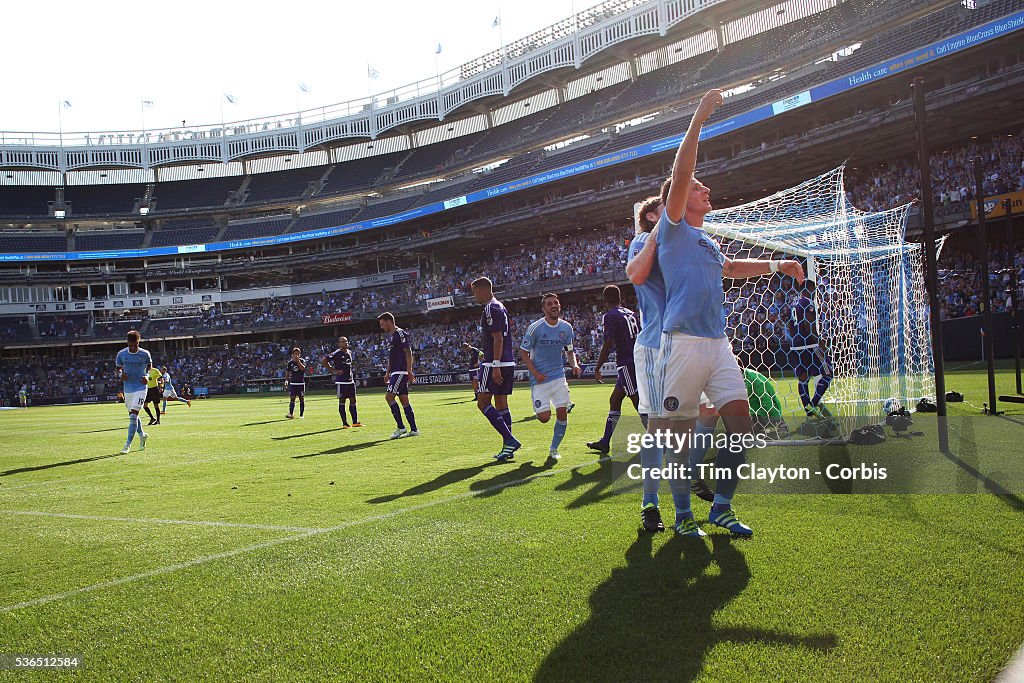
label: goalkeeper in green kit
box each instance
[687,367,788,502]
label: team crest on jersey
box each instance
[558,330,568,341]
[663,396,680,412]
[535,399,543,409]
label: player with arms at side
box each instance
[18,385,27,408]
[144,366,163,425]
[115,330,151,454]
[789,280,833,418]
[378,312,419,439]
[643,88,805,537]
[470,277,521,462]
[322,336,362,429]
[519,293,581,463]
[285,347,307,419]
[587,284,647,453]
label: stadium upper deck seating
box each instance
[75,230,146,251]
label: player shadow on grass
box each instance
[367,463,494,504]
[469,459,557,498]
[272,429,341,441]
[292,439,392,459]
[78,427,124,433]
[1,453,123,477]
[241,419,291,426]
[944,416,1024,512]
[552,454,641,510]
[534,533,837,683]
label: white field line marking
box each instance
[0,455,615,614]
[0,509,326,533]
[996,643,1024,683]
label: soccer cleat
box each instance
[493,440,521,462]
[298,415,305,419]
[674,517,707,538]
[120,446,131,455]
[147,418,156,426]
[586,440,610,454]
[286,414,294,419]
[138,432,148,451]
[567,402,576,413]
[186,399,192,408]
[407,430,421,437]
[691,479,715,503]
[709,507,753,538]
[805,404,823,418]
[816,403,832,418]
[352,422,363,427]
[390,427,408,439]
[548,449,561,461]
[340,424,351,429]
[640,503,665,533]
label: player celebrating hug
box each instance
[630,89,804,538]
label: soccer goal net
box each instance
[702,165,935,442]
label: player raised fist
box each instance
[778,259,806,284]
[695,89,724,122]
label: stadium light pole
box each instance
[1005,197,1022,394]
[973,156,998,415]
[912,78,948,450]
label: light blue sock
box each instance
[551,420,567,450]
[640,444,662,507]
[667,452,691,523]
[126,413,138,447]
[689,421,715,475]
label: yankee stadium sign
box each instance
[322,312,353,325]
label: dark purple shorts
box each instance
[336,382,356,400]
[289,383,305,398]
[477,365,514,396]
[386,373,409,396]
[615,364,638,397]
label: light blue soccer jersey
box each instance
[628,231,666,350]
[115,347,153,392]
[656,213,727,338]
[520,318,574,386]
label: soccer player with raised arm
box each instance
[285,347,307,419]
[322,336,362,429]
[115,330,151,454]
[646,88,804,537]
[519,293,581,462]
[378,312,419,439]
[471,277,521,462]
[587,284,646,454]
[789,280,833,418]
[160,366,192,415]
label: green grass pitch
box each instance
[1,366,1022,681]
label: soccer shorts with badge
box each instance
[656,333,747,419]
[336,382,356,400]
[531,377,571,414]
[386,372,409,396]
[289,382,305,398]
[124,388,147,412]
[477,363,515,396]
[163,387,178,400]
[145,386,162,405]
[633,344,661,416]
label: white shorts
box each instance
[634,344,661,416]
[124,389,147,412]
[655,333,747,419]
[531,379,571,414]
[163,388,177,399]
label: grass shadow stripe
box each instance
[0,453,616,614]
[0,509,327,533]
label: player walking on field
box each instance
[519,293,581,463]
[115,330,151,454]
[285,347,307,419]
[471,277,521,462]
[378,312,419,439]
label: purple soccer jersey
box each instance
[480,298,515,364]
[326,348,353,383]
[286,358,306,384]
[603,306,640,366]
[388,328,411,372]
[788,296,818,348]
